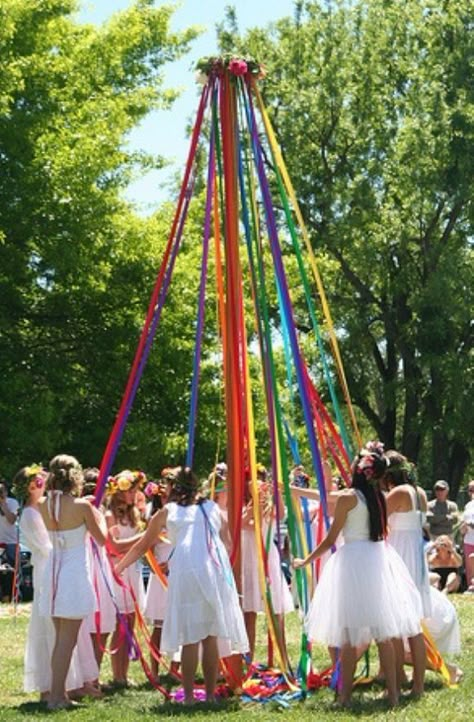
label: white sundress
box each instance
[160,500,249,657]
[387,485,432,618]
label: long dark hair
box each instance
[352,445,388,542]
[167,466,200,506]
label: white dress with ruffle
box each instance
[387,486,432,618]
[305,490,423,648]
[20,508,98,692]
[160,500,248,656]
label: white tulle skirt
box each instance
[305,540,423,648]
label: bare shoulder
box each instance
[387,485,408,498]
[337,489,358,508]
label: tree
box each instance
[223,0,473,494]
[0,0,201,476]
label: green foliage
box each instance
[223,0,474,491]
[0,0,200,476]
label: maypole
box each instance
[94,54,371,700]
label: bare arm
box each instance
[293,492,356,568]
[290,485,320,501]
[219,514,232,554]
[241,502,254,530]
[115,508,167,574]
[105,511,144,554]
[291,484,340,516]
[1,500,17,525]
[417,486,428,513]
[82,501,107,546]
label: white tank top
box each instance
[343,491,370,543]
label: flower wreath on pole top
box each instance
[195,55,266,85]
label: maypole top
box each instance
[195,55,266,84]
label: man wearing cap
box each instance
[426,480,460,541]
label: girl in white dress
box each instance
[37,455,107,710]
[116,466,248,704]
[294,442,423,708]
[142,476,174,682]
[15,464,100,702]
[382,451,430,695]
[105,470,145,686]
[15,464,52,700]
[81,468,117,680]
[241,469,294,660]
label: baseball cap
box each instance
[434,480,449,491]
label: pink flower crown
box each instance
[356,441,386,480]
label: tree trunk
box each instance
[447,440,471,501]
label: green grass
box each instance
[1,597,473,720]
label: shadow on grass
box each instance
[303,685,430,717]
[150,697,241,716]
[16,700,86,715]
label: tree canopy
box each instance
[221,0,473,493]
[0,0,203,476]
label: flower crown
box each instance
[356,441,387,480]
[106,470,146,496]
[12,464,47,502]
[391,459,418,485]
[143,480,169,499]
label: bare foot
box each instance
[447,664,463,685]
[82,682,103,698]
[378,691,399,707]
[47,698,79,710]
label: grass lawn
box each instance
[0,597,473,720]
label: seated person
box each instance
[428,535,462,594]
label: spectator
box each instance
[0,481,19,568]
[426,480,459,541]
[428,535,462,594]
[461,480,474,593]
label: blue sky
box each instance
[77,1,296,212]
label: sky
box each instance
[77,1,297,213]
